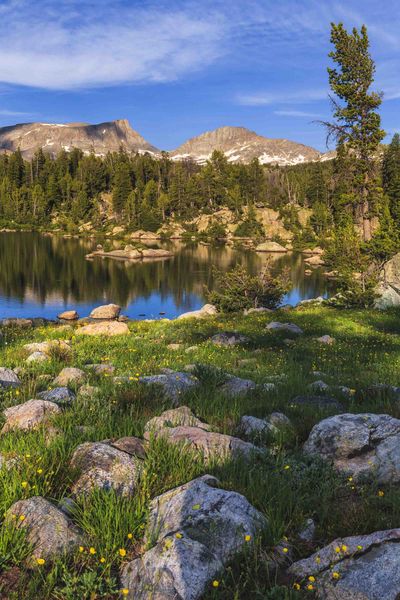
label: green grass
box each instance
[1,305,400,598]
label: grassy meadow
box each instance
[1,305,400,598]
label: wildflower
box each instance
[334,546,341,553]
[357,545,363,550]
[244,534,251,542]
[127,533,133,539]
[175,532,183,539]
[36,558,45,565]
[100,557,106,563]
[21,481,28,488]
[282,547,289,553]
[89,547,96,555]
[121,589,129,596]
[378,490,385,497]
[119,548,127,557]
[293,583,301,590]
[37,468,43,474]
[192,504,201,510]
[284,465,290,470]
[315,556,321,564]
[341,545,348,552]
[332,572,340,580]
[212,580,219,588]
[308,576,315,583]
[79,546,84,553]
[19,515,25,521]
[307,584,314,591]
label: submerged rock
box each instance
[304,413,400,483]
[120,475,267,599]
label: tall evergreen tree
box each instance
[325,23,385,240]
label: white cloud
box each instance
[237,90,328,107]
[274,110,323,118]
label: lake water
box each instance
[0,232,335,320]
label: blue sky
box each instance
[0,0,398,151]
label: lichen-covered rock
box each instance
[145,425,260,462]
[53,368,86,387]
[38,387,76,406]
[89,303,121,319]
[5,496,82,566]
[76,321,129,336]
[23,340,71,356]
[177,304,217,320]
[289,528,400,600]
[109,437,147,459]
[120,475,267,599]
[304,413,400,483]
[145,406,211,433]
[210,332,250,346]
[0,367,21,389]
[266,322,304,335]
[85,363,115,376]
[1,399,61,434]
[239,415,275,437]
[70,442,143,496]
[139,372,198,404]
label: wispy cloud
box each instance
[0,109,36,117]
[237,90,328,107]
[274,109,323,118]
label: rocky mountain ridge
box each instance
[0,119,330,165]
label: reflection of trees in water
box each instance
[0,233,333,309]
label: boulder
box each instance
[304,413,400,483]
[255,241,288,253]
[1,399,61,434]
[239,412,292,439]
[219,375,256,397]
[243,307,272,315]
[374,282,400,310]
[177,304,217,320]
[304,254,325,266]
[89,303,121,319]
[139,372,198,404]
[23,340,71,356]
[289,528,400,600]
[57,310,79,320]
[38,387,76,406]
[141,248,173,259]
[210,332,250,346]
[266,322,304,335]
[85,363,115,376]
[70,441,143,496]
[144,425,260,462]
[308,380,330,392]
[5,497,82,566]
[145,406,211,433]
[26,351,49,364]
[0,367,21,389]
[1,318,33,328]
[53,368,86,387]
[76,321,129,336]
[109,437,147,459]
[302,247,324,256]
[120,475,267,599]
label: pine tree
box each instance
[112,163,132,217]
[382,133,400,222]
[325,23,385,241]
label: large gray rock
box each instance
[375,254,400,309]
[210,332,250,346]
[23,340,71,356]
[219,375,256,397]
[145,406,211,433]
[139,372,199,404]
[76,321,129,336]
[239,412,291,439]
[289,528,400,600]
[144,425,260,462]
[177,304,217,320]
[1,399,61,434]
[38,387,76,406]
[70,442,143,496]
[0,367,21,389]
[5,496,82,566]
[120,475,267,599]
[53,367,86,387]
[89,303,121,319]
[26,351,49,364]
[304,413,400,483]
[266,322,304,335]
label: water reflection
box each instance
[0,233,335,319]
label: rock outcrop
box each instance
[1,399,61,433]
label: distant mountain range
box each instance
[0,119,332,165]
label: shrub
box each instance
[207,265,290,312]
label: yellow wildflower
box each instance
[119,548,127,557]
[36,558,45,565]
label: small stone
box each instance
[0,367,21,389]
[244,307,273,315]
[298,518,316,543]
[26,351,49,364]
[266,322,304,335]
[167,343,182,350]
[139,372,199,404]
[177,304,217,320]
[308,380,330,392]
[316,335,335,345]
[38,387,76,406]
[85,363,115,376]
[53,368,86,387]
[211,332,250,346]
[219,375,256,397]
[290,395,343,411]
[145,406,211,433]
[57,310,79,321]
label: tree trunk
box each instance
[362,173,371,241]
